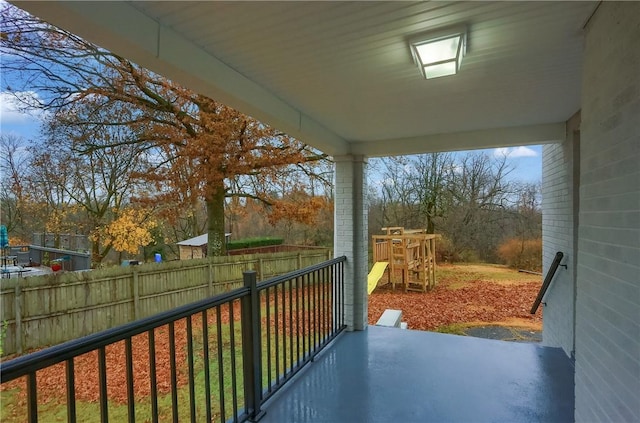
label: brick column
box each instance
[334,155,368,331]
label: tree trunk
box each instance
[91,241,102,266]
[426,217,435,234]
[206,182,227,256]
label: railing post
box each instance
[241,271,265,421]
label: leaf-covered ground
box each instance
[368,263,542,331]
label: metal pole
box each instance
[241,271,265,421]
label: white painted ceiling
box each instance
[12,1,597,157]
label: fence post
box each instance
[257,258,263,281]
[208,261,213,296]
[14,284,23,354]
[133,270,140,320]
[241,271,264,421]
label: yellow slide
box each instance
[368,261,389,294]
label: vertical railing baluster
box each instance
[266,287,272,392]
[274,284,280,385]
[332,263,336,329]
[98,346,108,423]
[341,261,345,327]
[66,359,76,423]
[321,267,325,343]
[288,278,293,372]
[201,310,212,423]
[169,322,179,423]
[241,271,264,420]
[301,273,307,361]
[337,262,342,328]
[186,317,196,423]
[324,267,329,340]
[216,306,226,422]
[314,269,320,351]
[148,329,159,423]
[229,302,239,422]
[281,280,287,376]
[125,338,135,423]
[306,272,312,358]
[27,372,37,423]
[295,276,301,366]
[327,265,332,336]
[335,262,340,329]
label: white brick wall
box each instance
[541,111,579,357]
[334,155,369,331]
[576,3,640,422]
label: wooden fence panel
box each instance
[0,249,330,356]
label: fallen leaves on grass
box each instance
[368,268,542,331]
[2,321,190,406]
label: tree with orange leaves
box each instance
[2,4,331,256]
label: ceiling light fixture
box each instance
[410,26,467,79]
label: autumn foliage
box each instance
[91,208,157,255]
[1,6,331,260]
[267,192,330,226]
[496,238,542,272]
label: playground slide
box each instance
[367,261,389,294]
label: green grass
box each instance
[434,322,469,336]
[436,263,540,290]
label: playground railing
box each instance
[0,256,346,422]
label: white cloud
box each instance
[0,91,44,124]
[493,146,538,158]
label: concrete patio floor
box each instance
[260,326,574,423]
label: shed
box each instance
[176,233,231,260]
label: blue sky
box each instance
[0,89,542,184]
[0,91,45,139]
[476,145,542,184]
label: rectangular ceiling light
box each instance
[410,26,467,79]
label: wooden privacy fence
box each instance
[0,249,331,356]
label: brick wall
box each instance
[334,155,369,331]
[575,3,640,422]
[541,111,580,357]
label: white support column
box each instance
[334,155,368,331]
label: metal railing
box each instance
[530,251,565,314]
[0,256,346,422]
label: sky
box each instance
[0,91,45,140]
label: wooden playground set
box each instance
[368,227,438,294]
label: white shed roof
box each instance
[177,233,232,247]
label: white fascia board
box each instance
[350,123,567,158]
[12,1,348,156]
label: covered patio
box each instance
[6,1,639,422]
